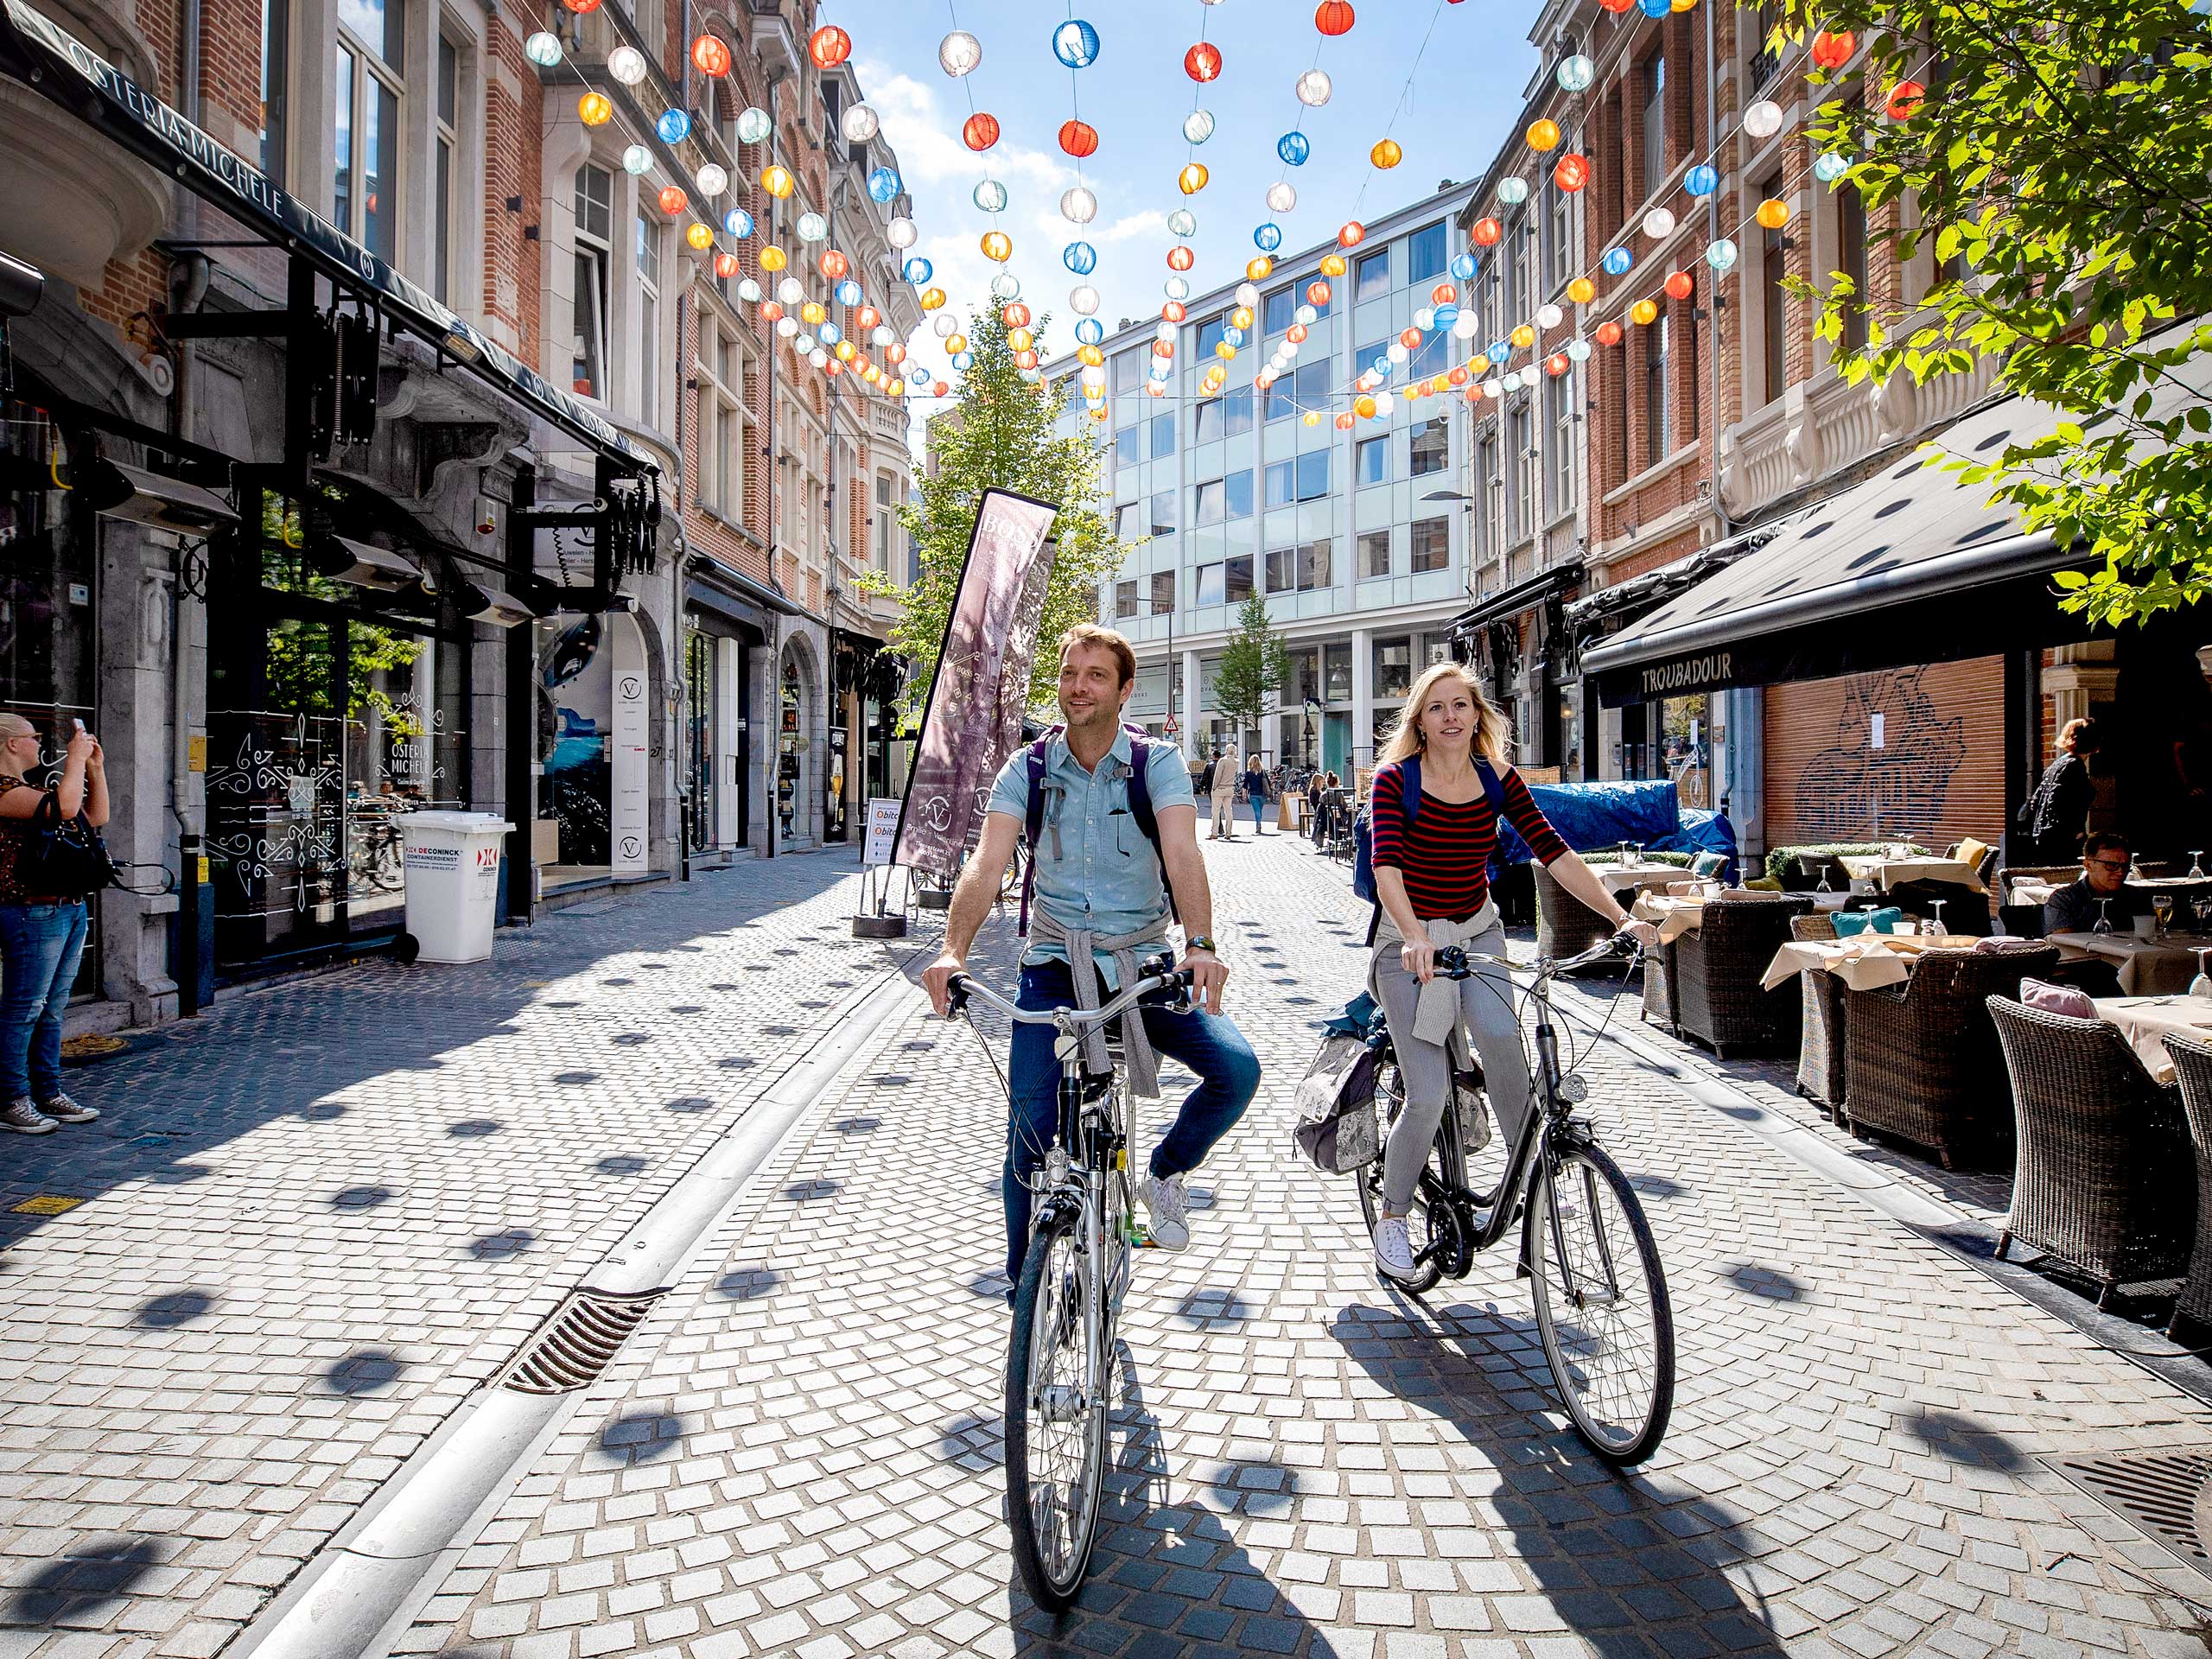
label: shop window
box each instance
[1411,518,1450,573]
[1409,417,1447,477]
[1325,643,1351,702]
[1408,219,1447,283]
[1374,637,1413,699]
[570,163,612,398]
[1359,530,1392,580]
[1356,248,1390,300]
[335,0,404,262]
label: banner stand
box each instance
[854,796,910,938]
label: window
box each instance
[1149,489,1175,536]
[1325,643,1351,701]
[1684,303,1700,441]
[1116,501,1144,539]
[1294,358,1332,409]
[1510,404,1534,536]
[1642,53,1667,196]
[1195,396,1224,446]
[1224,469,1253,520]
[1149,411,1175,459]
[1355,249,1390,301]
[1409,330,1447,378]
[1149,572,1175,614]
[1193,479,1225,527]
[1357,437,1388,486]
[1197,315,1229,358]
[260,0,288,182]
[1409,417,1447,477]
[433,35,456,304]
[1408,220,1447,283]
[636,212,661,424]
[1223,386,1253,437]
[1196,563,1224,607]
[570,164,611,399]
[1116,579,1139,620]
[1225,553,1254,603]
[1546,171,1573,290]
[1747,0,1782,91]
[1113,351,1141,395]
[1374,637,1413,699]
[874,474,895,573]
[1546,368,1574,510]
[701,327,740,516]
[1264,461,1294,507]
[1295,448,1330,501]
[1265,543,1332,594]
[1645,312,1671,466]
[1359,530,1392,580]
[1264,377,1298,423]
[334,0,403,261]
[1115,424,1141,468]
[1475,433,1499,565]
[1761,172,1787,402]
[1838,184,1868,353]
[1356,340,1389,380]
[1263,286,1295,335]
[1411,518,1450,573]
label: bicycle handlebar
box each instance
[946,956,1193,1027]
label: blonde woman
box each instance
[0,714,106,1134]
[1365,663,1655,1284]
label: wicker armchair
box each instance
[1841,943,2058,1166]
[1791,912,1847,1113]
[1535,859,1618,964]
[1651,892,1813,1058]
[2165,1033,2212,1338]
[1990,996,2196,1308]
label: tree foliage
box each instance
[868,309,1128,722]
[1775,0,2212,625]
[1213,591,1292,740]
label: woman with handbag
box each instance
[1365,664,1654,1283]
[0,715,107,1134]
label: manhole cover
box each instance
[2053,1447,2212,1579]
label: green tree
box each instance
[1772,0,2212,625]
[868,308,1129,721]
[1213,591,1292,746]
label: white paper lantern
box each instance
[990,272,1021,299]
[871,326,894,346]
[938,29,982,76]
[1744,99,1784,138]
[776,316,798,337]
[1414,306,1435,330]
[932,314,959,337]
[1060,186,1098,225]
[736,278,761,302]
[1295,69,1332,106]
[1156,321,1177,343]
[1386,341,1409,364]
[1235,283,1261,308]
[1643,207,1676,239]
[1167,208,1197,238]
[887,217,918,250]
[1183,108,1216,144]
[777,277,804,304]
[736,106,772,144]
[1266,181,1297,213]
[1164,276,1191,301]
[620,144,652,175]
[1567,338,1592,362]
[1503,370,1523,392]
[608,45,647,86]
[1081,364,1107,386]
[794,334,816,355]
[1536,302,1564,329]
[842,103,880,143]
[1452,312,1479,339]
[1372,391,1395,417]
[1070,284,1100,315]
[1294,303,1317,326]
[1480,378,1502,398]
[695,163,728,197]
[796,212,827,242]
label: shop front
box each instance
[683,559,789,860]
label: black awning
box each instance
[0,0,654,477]
[686,557,798,641]
[1448,559,1585,638]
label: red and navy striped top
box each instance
[1370,760,1569,923]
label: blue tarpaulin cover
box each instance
[1492,780,1738,882]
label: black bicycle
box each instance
[1357,935,1675,1465]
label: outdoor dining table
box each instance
[2092,995,2212,1085]
[2049,930,2212,997]
[1629,891,1711,944]
[1836,853,1986,893]
[1598,862,1691,899]
[1760,933,1985,992]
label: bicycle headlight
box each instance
[1557,1073,1590,1103]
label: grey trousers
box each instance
[1369,916,1531,1212]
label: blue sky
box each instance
[831,0,1542,378]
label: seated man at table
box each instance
[2044,832,2152,934]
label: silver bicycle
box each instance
[948,954,1193,1613]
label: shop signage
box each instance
[863,798,901,867]
[611,668,646,869]
[1637,651,1733,697]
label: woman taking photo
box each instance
[1366,663,1652,1284]
[0,715,105,1134]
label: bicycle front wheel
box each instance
[1528,1142,1674,1465]
[1005,1208,1106,1611]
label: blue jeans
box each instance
[0,901,89,1102]
[1003,957,1260,1282]
[1249,795,1266,831]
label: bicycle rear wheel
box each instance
[1528,1142,1674,1465]
[1005,1208,1106,1611]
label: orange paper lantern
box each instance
[1811,29,1854,69]
[963,112,1000,151]
[808,24,850,68]
[760,302,784,322]
[690,33,730,76]
[1567,276,1597,304]
[658,185,688,216]
[1184,41,1222,81]
[1306,280,1332,306]
[1885,79,1925,120]
[1058,119,1098,158]
[1545,353,1569,376]
[1398,327,1422,349]
[1162,301,1187,321]
[820,249,849,279]
[1595,320,1622,345]
[1471,217,1502,247]
[1554,154,1590,193]
[1527,118,1561,152]
[1663,270,1694,300]
[1002,302,1032,327]
[1334,412,1356,429]
[713,251,740,277]
[1338,220,1366,248]
[1315,0,1355,35]
[1167,245,1195,271]
[1370,139,1402,169]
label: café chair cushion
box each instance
[1833,907,1904,937]
[2019,976,2096,1020]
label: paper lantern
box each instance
[1060,187,1099,226]
[808,24,850,68]
[1320,252,1347,276]
[1370,139,1402,169]
[1213,340,1236,359]
[1184,41,1222,81]
[1510,323,1535,350]
[1814,151,1852,184]
[796,212,827,242]
[946,332,968,352]
[973,179,1008,213]
[691,32,730,75]
[887,219,918,251]
[1353,395,1376,419]
[1544,353,1568,377]
[1554,154,1590,192]
[1071,285,1101,313]
[1167,208,1197,237]
[1639,0,1668,14]
[1152,340,1175,359]
[1179,162,1210,194]
[1567,339,1592,362]
[1052,121,1099,161]
[1450,251,1478,282]
[867,167,901,203]
[1245,256,1273,280]
[1278,130,1311,167]
[523,29,561,65]
[919,286,946,309]
[1567,276,1596,304]
[695,163,728,197]
[1812,29,1854,69]
[1744,99,1784,138]
[760,302,784,323]
[1527,118,1561,152]
[1184,109,1217,145]
[1599,0,1632,10]
[1338,220,1365,248]
[1066,241,1098,275]
[723,208,753,238]
[1287,323,1308,345]
[608,45,646,84]
[1556,53,1594,92]
[799,301,824,327]
[1166,245,1195,272]
[760,165,794,199]
[1471,216,1502,247]
[1306,280,1332,307]
[819,250,849,281]
[1604,247,1636,276]
[658,185,688,216]
[1266,181,1298,214]
[837,283,864,308]
[1595,320,1623,345]
[1015,350,1039,369]
[1685,163,1719,196]
[1296,69,1332,105]
[1398,326,1422,350]
[963,112,1000,152]
[1498,177,1530,206]
[776,276,803,305]
[1315,0,1355,32]
[657,108,690,143]
[1705,238,1738,272]
[1053,18,1101,67]
[1001,302,1032,328]
[736,106,772,143]
[713,251,740,278]
[982,230,1013,262]
[1158,302,1185,324]
[933,381,949,397]
[1335,412,1356,429]
[1643,207,1676,238]
[1755,198,1789,229]
[842,104,880,143]
[1887,80,1925,119]
[1447,366,1468,386]
[1630,298,1659,326]
[1664,270,1694,300]
[578,92,612,125]
[736,278,761,302]
[1535,302,1563,328]
[760,245,786,271]
[1255,223,1284,251]
[686,223,714,250]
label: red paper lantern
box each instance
[561,0,601,12]
[1002,304,1031,328]
[1152,340,1175,359]
[658,185,688,216]
[1314,0,1355,35]
[1167,245,1195,271]
[820,249,849,280]
[823,358,842,375]
[886,343,906,364]
[1338,220,1366,248]
[1162,301,1188,322]
[1885,79,1925,120]
[1431,283,1458,306]
[1184,41,1222,82]
[1015,349,1039,369]
[1471,216,1502,247]
[933,380,949,397]
[1811,29,1854,70]
[1595,320,1623,346]
[1599,0,1634,11]
[1286,322,1307,344]
[1553,154,1590,193]
[713,251,739,278]
[808,23,850,68]
[690,33,730,76]
[855,306,880,330]
[1334,412,1355,430]
[760,302,785,323]
[963,112,1000,152]
[1306,280,1332,306]
[1663,270,1694,300]
[1545,353,1569,377]
[1398,327,1422,349]
[1058,119,1099,158]
[1446,365,1469,386]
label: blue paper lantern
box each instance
[1052,18,1100,67]
[903,256,933,283]
[1813,151,1852,183]
[1277,131,1310,168]
[1254,222,1283,251]
[1705,238,1739,273]
[1449,251,1478,282]
[867,166,901,203]
[835,279,864,306]
[657,108,691,143]
[817,322,842,346]
[1075,318,1104,346]
[1433,304,1459,329]
[1637,0,1669,14]
[951,351,974,371]
[1487,340,1510,363]
[1601,246,1633,276]
[1063,241,1097,275]
[1224,326,1246,347]
[724,207,753,238]
[1685,164,1719,196]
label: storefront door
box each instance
[684,629,714,854]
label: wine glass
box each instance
[2194,948,2212,1000]
[2155,893,2177,939]
[1816,860,1834,893]
[2191,850,2207,879]
[1618,839,1631,870]
[2197,894,2212,934]
[2094,898,2115,937]
[1929,899,1947,938]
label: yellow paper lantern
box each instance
[836,340,855,360]
[1089,404,1109,421]
[1370,138,1402,169]
[1673,0,1696,10]
[981,230,1013,262]
[1755,198,1790,229]
[761,164,795,198]
[760,245,787,271]
[801,300,826,325]
[1469,353,1491,374]
[1354,394,1377,419]
[1567,276,1597,304]
[1510,323,1535,349]
[1320,252,1347,277]
[1008,327,1034,351]
[1179,162,1209,194]
[1527,118,1561,153]
[1230,306,1255,330]
[1301,410,1321,427]
[863,364,880,384]
[1077,344,1104,367]
[946,333,968,353]
[578,92,613,126]
[686,222,715,250]
[1213,341,1236,360]
[1630,297,1660,326]
[1246,256,1274,281]
[920,287,946,310]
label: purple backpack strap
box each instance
[1019,735,1053,938]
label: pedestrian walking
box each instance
[1243,756,1271,836]
[2013,717,2100,866]
[1210,744,1239,841]
[0,715,107,1134]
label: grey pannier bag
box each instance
[1293,1033,1382,1173]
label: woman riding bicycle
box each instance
[1366,661,1656,1285]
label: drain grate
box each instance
[2053,1446,2212,1579]
[499,1288,664,1395]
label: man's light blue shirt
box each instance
[986,727,1195,988]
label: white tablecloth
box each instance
[2094,995,2212,1085]
[2050,931,2212,997]
[1630,893,1706,944]
[1599,863,1691,897]
[1760,935,1983,992]
[1837,855,1986,894]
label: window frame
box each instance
[635,209,663,427]
[1407,219,1447,283]
[334,0,404,263]
[570,162,613,402]
[433,32,457,305]
[1355,248,1390,301]
[1410,517,1450,574]
[1408,416,1448,478]
[1645,311,1672,466]
[1356,435,1388,486]
[1358,529,1392,580]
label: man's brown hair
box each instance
[2082,830,2131,863]
[1058,623,1137,688]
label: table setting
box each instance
[2093,995,2212,1085]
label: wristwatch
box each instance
[1185,935,1219,955]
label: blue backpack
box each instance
[1020,724,1170,936]
[1351,755,1505,907]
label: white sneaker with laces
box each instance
[37,1093,98,1123]
[1139,1173,1191,1250]
[1373,1216,1420,1282]
[0,1098,55,1135]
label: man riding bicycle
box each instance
[922,625,1260,1294]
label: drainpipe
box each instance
[761,67,783,858]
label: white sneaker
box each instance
[0,1098,54,1135]
[1139,1173,1191,1250]
[1373,1216,1420,1282]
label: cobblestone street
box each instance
[9,838,2212,1658]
